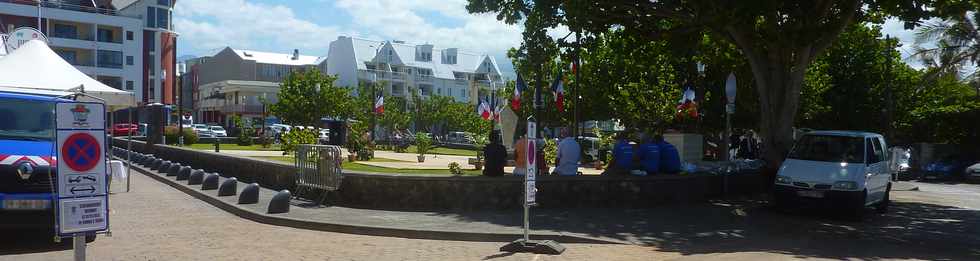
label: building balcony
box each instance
[415,75,433,82]
[0,0,119,16]
[221,104,265,114]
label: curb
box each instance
[122,157,623,245]
[892,181,919,191]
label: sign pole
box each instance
[73,234,86,261]
[500,117,563,255]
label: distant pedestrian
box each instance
[554,129,581,176]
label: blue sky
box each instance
[175,0,925,79]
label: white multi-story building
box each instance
[0,0,176,105]
[326,36,503,104]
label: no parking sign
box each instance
[55,102,109,236]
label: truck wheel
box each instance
[876,185,891,214]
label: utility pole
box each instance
[573,31,581,137]
[884,35,894,140]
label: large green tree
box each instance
[270,69,354,126]
[913,7,980,97]
[468,0,935,170]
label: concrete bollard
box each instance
[149,158,162,169]
[154,160,169,171]
[267,190,291,214]
[238,183,260,204]
[177,167,192,180]
[202,173,219,190]
[142,156,155,166]
[166,163,182,176]
[188,170,205,185]
[218,178,237,196]
[181,169,203,181]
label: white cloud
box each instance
[174,0,345,56]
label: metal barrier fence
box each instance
[294,144,343,204]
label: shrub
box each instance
[233,116,253,146]
[415,132,432,156]
[543,138,557,166]
[448,162,463,175]
[164,126,198,145]
[282,128,317,155]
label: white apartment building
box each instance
[0,0,177,104]
[326,36,503,104]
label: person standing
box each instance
[554,129,581,176]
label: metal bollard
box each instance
[188,170,204,185]
[202,173,219,190]
[213,138,220,153]
[218,178,238,196]
[267,190,291,214]
[177,167,193,180]
[238,183,260,204]
[158,161,172,172]
[181,169,203,181]
[166,163,182,176]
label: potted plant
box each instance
[415,132,432,162]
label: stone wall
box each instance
[114,138,765,211]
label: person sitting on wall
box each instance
[482,130,506,177]
[554,128,581,176]
[513,125,528,176]
[656,135,682,174]
[636,132,661,176]
[603,132,636,175]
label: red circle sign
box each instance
[62,133,101,172]
[527,140,536,165]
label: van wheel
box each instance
[876,185,891,214]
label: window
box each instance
[157,8,169,30]
[148,55,155,75]
[126,56,134,66]
[53,24,78,39]
[146,7,156,28]
[126,81,134,90]
[97,50,123,69]
[56,50,77,65]
[787,135,865,163]
[869,138,884,163]
[126,31,134,41]
[437,88,441,95]
[97,28,115,43]
[157,0,171,6]
[97,76,122,90]
[147,35,156,52]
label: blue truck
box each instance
[0,91,95,242]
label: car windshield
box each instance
[0,97,55,141]
[210,127,224,131]
[787,134,865,163]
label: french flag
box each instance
[553,67,565,112]
[374,94,384,114]
[479,99,491,120]
[512,74,526,110]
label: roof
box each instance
[346,36,501,79]
[0,88,70,102]
[231,49,322,66]
[805,130,883,138]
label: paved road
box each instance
[2,175,979,260]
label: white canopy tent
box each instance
[0,40,135,110]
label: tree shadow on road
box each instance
[435,196,980,260]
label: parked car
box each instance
[921,154,971,181]
[208,126,227,137]
[446,131,475,145]
[966,162,980,182]
[192,124,208,134]
[111,123,138,136]
[889,146,914,181]
[773,131,892,216]
[318,129,330,144]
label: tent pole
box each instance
[126,107,133,192]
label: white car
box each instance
[208,126,227,137]
[318,129,330,144]
[192,124,209,136]
[773,131,892,216]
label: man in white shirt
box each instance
[555,129,581,176]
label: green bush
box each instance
[543,138,557,166]
[232,116,253,146]
[164,126,198,145]
[282,128,318,155]
[448,162,463,175]
[415,132,432,156]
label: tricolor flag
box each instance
[512,74,526,110]
[374,94,384,114]
[478,99,491,120]
[552,66,565,112]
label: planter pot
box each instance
[417,155,426,163]
[348,154,355,162]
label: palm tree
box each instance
[913,11,980,97]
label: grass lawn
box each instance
[184,143,282,151]
[392,145,478,157]
[253,156,480,176]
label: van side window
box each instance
[867,138,883,163]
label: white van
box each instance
[773,131,892,216]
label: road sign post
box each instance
[500,117,564,255]
[56,102,110,261]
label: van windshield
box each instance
[787,134,864,163]
[0,97,55,141]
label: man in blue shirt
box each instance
[605,132,635,175]
[636,133,661,175]
[655,135,682,174]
